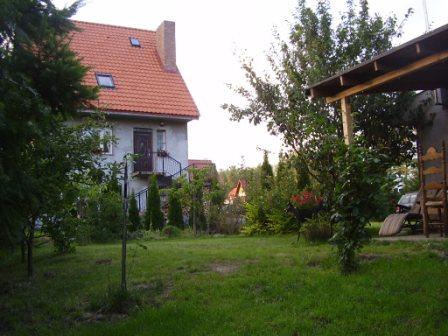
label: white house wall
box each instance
[72,115,189,194]
[108,117,188,193]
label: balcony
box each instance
[132,151,182,180]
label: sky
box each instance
[53,0,447,170]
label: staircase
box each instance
[133,163,193,213]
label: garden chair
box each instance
[418,142,448,237]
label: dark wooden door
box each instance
[134,130,153,172]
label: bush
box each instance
[86,190,123,242]
[331,144,388,274]
[147,175,164,230]
[242,199,269,235]
[44,215,78,253]
[161,225,181,238]
[90,285,140,314]
[300,212,333,242]
[128,192,141,232]
[167,190,183,228]
[74,218,93,245]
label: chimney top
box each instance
[156,21,177,72]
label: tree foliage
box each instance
[223,0,416,206]
[167,190,183,228]
[128,192,140,232]
[0,0,100,276]
[331,143,388,273]
[260,151,274,190]
[147,175,164,230]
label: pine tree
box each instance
[260,151,274,190]
[147,175,164,230]
[168,190,183,228]
[128,192,140,232]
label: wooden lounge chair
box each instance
[379,193,422,237]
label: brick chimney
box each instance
[156,21,177,72]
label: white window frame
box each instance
[99,128,113,155]
[156,130,166,152]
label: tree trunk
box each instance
[27,217,36,278]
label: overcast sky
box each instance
[53,0,447,170]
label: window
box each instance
[95,73,115,88]
[129,37,141,47]
[156,130,166,152]
[99,128,113,155]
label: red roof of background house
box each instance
[188,159,214,169]
[69,20,199,119]
[227,180,247,199]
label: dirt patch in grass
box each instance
[210,262,240,275]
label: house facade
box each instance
[69,20,199,193]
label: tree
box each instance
[223,0,416,207]
[128,191,140,232]
[331,143,388,273]
[260,151,274,190]
[0,0,99,276]
[147,175,164,230]
[167,190,183,228]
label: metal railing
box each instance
[133,151,182,178]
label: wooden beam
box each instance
[339,75,357,87]
[340,97,353,145]
[326,49,448,103]
[309,87,326,99]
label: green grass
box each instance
[1,235,448,335]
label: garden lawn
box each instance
[1,235,448,335]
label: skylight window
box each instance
[96,73,115,88]
[129,37,141,47]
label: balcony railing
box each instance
[132,151,182,178]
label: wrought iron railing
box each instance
[133,151,182,178]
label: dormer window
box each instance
[129,37,141,47]
[96,73,115,88]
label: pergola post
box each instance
[340,97,353,145]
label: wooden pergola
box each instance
[305,23,448,145]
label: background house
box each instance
[69,20,199,193]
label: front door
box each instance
[134,130,153,172]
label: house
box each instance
[188,159,215,170]
[69,20,199,194]
[225,180,247,205]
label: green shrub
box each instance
[161,225,181,238]
[300,212,333,242]
[167,190,183,228]
[147,175,164,230]
[242,200,269,235]
[90,285,140,314]
[331,144,388,274]
[74,218,93,245]
[45,215,78,253]
[86,191,123,242]
[128,192,141,232]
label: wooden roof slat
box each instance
[325,49,448,103]
[305,23,448,99]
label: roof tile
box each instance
[70,20,199,118]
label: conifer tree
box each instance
[147,175,164,230]
[168,190,183,228]
[128,192,140,232]
[260,151,274,190]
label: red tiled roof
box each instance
[69,20,199,118]
[188,159,214,169]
